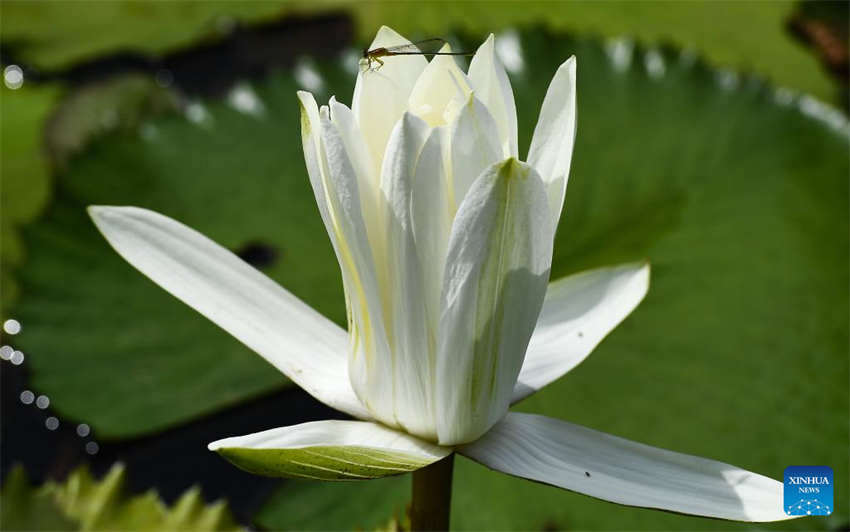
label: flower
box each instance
[89,27,790,521]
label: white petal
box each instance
[436,159,553,446]
[210,420,450,480]
[302,92,385,328]
[411,126,453,347]
[449,94,503,211]
[298,91,339,255]
[376,112,435,439]
[88,206,368,419]
[461,413,792,522]
[468,34,518,158]
[408,43,471,127]
[319,108,383,294]
[371,118,454,441]
[527,57,577,229]
[353,26,427,179]
[328,97,382,264]
[513,262,650,403]
[301,92,385,344]
[316,108,396,427]
[300,92,371,349]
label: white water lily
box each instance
[89,27,791,522]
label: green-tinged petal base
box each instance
[215,445,436,481]
[209,420,451,481]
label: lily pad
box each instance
[256,33,846,530]
[12,28,848,530]
[257,476,410,531]
[15,76,346,438]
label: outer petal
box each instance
[468,34,518,158]
[298,91,339,255]
[301,91,385,325]
[210,420,450,480]
[315,105,396,427]
[436,158,553,446]
[527,57,577,229]
[512,262,650,403]
[88,206,368,419]
[353,26,427,179]
[461,413,791,522]
[448,94,503,211]
[301,92,386,350]
[328,97,382,266]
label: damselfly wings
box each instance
[361,38,473,71]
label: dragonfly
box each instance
[361,38,473,72]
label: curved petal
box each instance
[527,57,577,229]
[328,97,381,264]
[301,93,386,361]
[301,92,381,384]
[301,92,386,331]
[210,420,450,480]
[449,94,503,211]
[408,43,471,127]
[460,413,792,522]
[88,206,369,419]
[436,158,553,446]
[512,262,650,403]
[298,91,339,256]
[315,106,396,427]
[468,34,518,158]
[353,26,427,178]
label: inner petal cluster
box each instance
[300,27,571,445]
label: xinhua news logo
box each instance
[784,466,833,516]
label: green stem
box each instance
[410,454,455,531]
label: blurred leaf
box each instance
[257,476,410,531]
[0,465,75,531]
[260,33,845,530]
[14,72,354,438]
[12,28,848,529]
[0,463,240,531]
[0,1,285,69]
[374,513,410,532]
[472,34,847,532]
[0,1,836,103]
[45,75,180,169]
[0,83,62,315]
[1,75,176,319]
[341,0,838,102]
[0,85,58,223]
